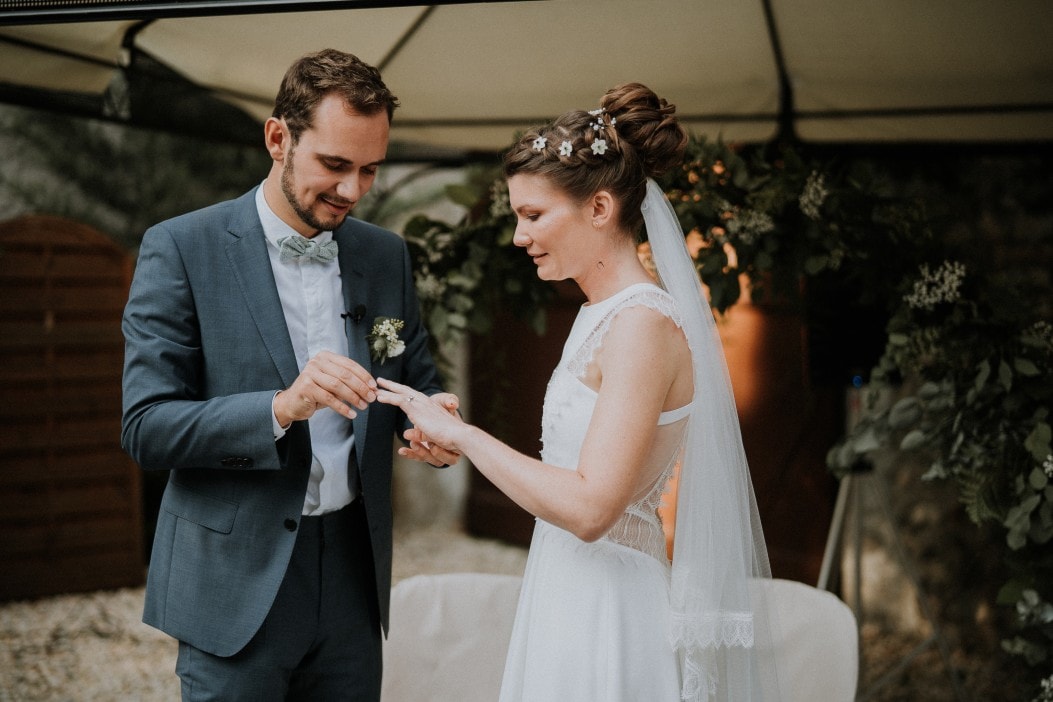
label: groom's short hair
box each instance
[272,48,400,142]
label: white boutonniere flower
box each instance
[367,317,405,363]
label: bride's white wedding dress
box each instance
[499,282,690,702]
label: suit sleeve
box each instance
[120,223,281,472]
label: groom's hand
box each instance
[400,427,462,466]
[274,350,376,427]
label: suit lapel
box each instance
[334,223,372,462]
[225,190,300,388]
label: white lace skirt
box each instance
[499,519,682,701]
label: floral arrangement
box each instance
[827,258,1053,669]
[367,316,405,364]
[656,138,937,314]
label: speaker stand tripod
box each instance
[817,459,970,702]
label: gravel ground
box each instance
[0,527,529,702]
[0,526,1031,701]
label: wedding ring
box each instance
[408,397,414,402]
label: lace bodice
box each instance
[539,283,690,564]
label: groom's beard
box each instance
[280,151,353,233]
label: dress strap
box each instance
[658,401,693,425]
[567,287,683,380]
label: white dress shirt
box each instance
[256,185,357,515]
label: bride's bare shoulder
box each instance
[604,303,689,362]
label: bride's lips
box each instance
[529,252,547,265]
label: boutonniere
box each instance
[367,317,405,363]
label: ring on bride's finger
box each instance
[408,397,414,402]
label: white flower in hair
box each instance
[587,107,617,132]
[532,136,547,152]
[591,139,608,155]
[559,140,573,157]
[588,108,606,131]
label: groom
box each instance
[121,49,455,701]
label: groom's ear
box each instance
[264,117,291,162]
[589,190,616,229]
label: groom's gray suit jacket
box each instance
[121,187,443,657]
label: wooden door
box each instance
[0,215,143,600]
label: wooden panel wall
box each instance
[0,215,143,601]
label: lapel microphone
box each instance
[341,304,367,323]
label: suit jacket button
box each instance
[284,518,297,532]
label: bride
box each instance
[378,83,775,701]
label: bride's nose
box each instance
[512,224,531,248]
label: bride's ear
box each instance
[589,190,616,229]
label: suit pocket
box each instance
[163,479,237,534]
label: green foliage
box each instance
[401,165,554,377]
[655,139,937,314]
[660,138,1053,676]
[826,255,1053,672]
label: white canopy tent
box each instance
[1,0,1052,157]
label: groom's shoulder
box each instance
[155,189,257,233]
[341,217,405,254]
[343,216,398,240]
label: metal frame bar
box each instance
[0,0,534,27]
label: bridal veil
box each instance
[643,178,781,701]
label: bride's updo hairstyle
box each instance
[504,82,688,239]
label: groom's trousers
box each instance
[174,498,382,701]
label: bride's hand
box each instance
[377,378,469,457]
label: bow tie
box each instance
[278,235,339,263]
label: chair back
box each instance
[382,573,858,702]
[750,577,859,702]
[382,572,523,702]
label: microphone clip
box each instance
[342,304,367,324]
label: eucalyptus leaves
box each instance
[827,259,1053,669]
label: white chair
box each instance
[750,577,859,702]
[381,573,857,702]
[382,572,522,702]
